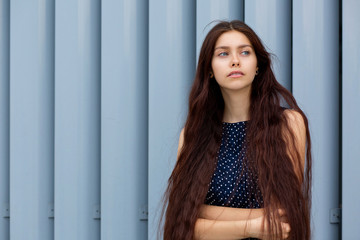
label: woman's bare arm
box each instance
[194,213,290,240]
[199,204,264,221]
[194,218,249,240]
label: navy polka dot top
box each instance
[205,120,263,209]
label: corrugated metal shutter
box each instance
[0,0,358,239]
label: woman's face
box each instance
[211,30,258,93]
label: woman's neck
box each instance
[221,88,251,123]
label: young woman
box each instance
[162,20,312,240]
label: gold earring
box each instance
[210,72,214,78]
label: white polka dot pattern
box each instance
[205,121,263,209]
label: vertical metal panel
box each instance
[245,0,291,90]
[342,0,360,238]
[196,0,244,60]
[54,0,100,239]
[292,0,340,239]
[0,0,10,239]
[9,0,55,239]
[148,0,196,239]
[101,0,148,239]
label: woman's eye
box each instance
[218,52,228,56]
[241,50,250,55]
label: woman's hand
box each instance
[246,209,290,239]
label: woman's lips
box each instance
[227,71,244,78]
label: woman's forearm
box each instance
[195,212,291,240]
[194,218,250,240]
[199,204,264,221]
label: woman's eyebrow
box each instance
[214,44,253,50]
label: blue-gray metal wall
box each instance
[293,0,340,238]
[342,0,360,239]
[0,0,358,239]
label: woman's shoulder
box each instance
[282,108,305,128]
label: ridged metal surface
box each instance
[101,0,148,239]
[54,0,101,239]
[293,0,340,239]
[10,0,55,239]
[342,0,360,238]
[0,0,10,239]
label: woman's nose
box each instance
[231,55,240,67]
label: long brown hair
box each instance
[162,20,312,240]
